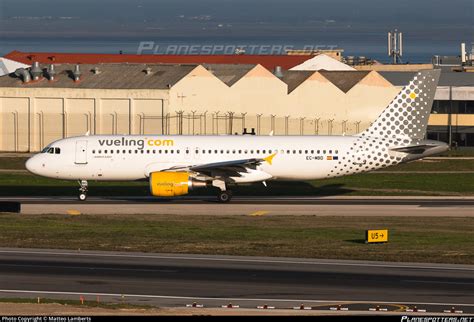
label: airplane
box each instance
[26,69,448,202]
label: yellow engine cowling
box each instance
[149,172,190,197]
[149,172,208,197]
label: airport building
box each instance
[0,51,473,152]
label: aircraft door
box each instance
[75,140,88,164]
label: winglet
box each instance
[263,153,277,165]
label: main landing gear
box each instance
[217,190,232,203]
[78,180,88,201]
[213,179,232,203]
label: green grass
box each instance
[0,172,473,196]
[0,213,472,264]
[0,157,29,170]
[377,159,474,172]
[439,148,474,157]
[0,297,154,310]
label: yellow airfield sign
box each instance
[366,229,388,243]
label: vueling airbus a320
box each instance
[26,70,447,202]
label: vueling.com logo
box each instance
[98,137,174,150]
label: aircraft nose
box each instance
[25,156,40,175]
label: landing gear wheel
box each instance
[78,180,88,202]
[217,190,232,203]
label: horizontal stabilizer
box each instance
[390,144,438,154]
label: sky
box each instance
[0,0,472,60]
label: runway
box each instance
[2,196,474,216]
[0,248,473,314]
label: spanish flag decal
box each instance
[327,156,333,160]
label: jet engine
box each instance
[149,172,208,197]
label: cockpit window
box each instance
[54,147,61,154]
[41,147,49,153]
[48,148,54,154]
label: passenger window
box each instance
[140,150,144,154]
[147,150,150,154]
[98,150,102,154]
[335,150,339,154]
[317,150,320,154]
[293,150,296,154]
[171,150,174,154]
[323,150,326,154]
[110,150,114,154]
[123,150,126,154]
[92,150,95,154]
[135,150,138,154]
[104,150,108,154]
[329,150,332,154]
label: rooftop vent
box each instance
[47,64,56,81]
[73,64,82,82]
[14,68,31,83]
[273,66,284,78]
[30,62,43,80]
[144,67,153,75]
[92,66,101,75]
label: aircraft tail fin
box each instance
[361,69,441,140]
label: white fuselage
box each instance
[27,135,358,182]
[26,134,448,184]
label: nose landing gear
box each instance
[78,180,88,201]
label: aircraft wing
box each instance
[162,154,276,178]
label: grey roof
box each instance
[0,63,198,89]
[380,71,474,87]
[204,64,255,86]
[319,71,370,93]
[280,70,314,93]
